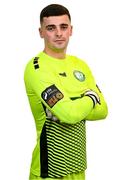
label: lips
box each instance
[55,40,65,42]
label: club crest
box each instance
[73,70,85,82]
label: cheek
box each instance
[65,28,73,37]
[41,32,48,39]
[41,30,50,38]
[46,34,53,42]
[44,33,54,44]
[65,31,72,38]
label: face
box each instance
[39,15,72,53]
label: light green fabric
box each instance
[24,52,108,178]
[29,171,85,180]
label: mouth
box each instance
[54,39,65,42]
[54,40,65,44]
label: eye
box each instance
[46,25,56,31]
[60,24,68,30]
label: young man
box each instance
[24,4,108,180]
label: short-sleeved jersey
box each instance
[24,52,108,178]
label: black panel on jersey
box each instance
[40,123,48,178]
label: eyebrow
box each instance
[46,23,69,28]
[46,24,56,29]
[60,23,69,26]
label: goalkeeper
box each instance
[24,4,108,180]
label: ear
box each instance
[39,27,44,38]
[70,25,73,36]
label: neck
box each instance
[43,48,66,59]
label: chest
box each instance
[53,62,90,96]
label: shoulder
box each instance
[24,52,43,72]
[67,54,90,67]
[24,52,41,80]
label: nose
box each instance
[55,27,62,37]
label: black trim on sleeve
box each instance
[33,57,40,69]
[96,84,102,93]
[34,64,39,69]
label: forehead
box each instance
[42,15,71,26]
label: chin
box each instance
[56,46,66,51]
[55,44,67,50]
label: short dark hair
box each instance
[40,4,71,23]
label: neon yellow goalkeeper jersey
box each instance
[24,52,108,179]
